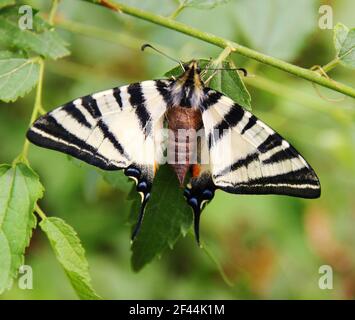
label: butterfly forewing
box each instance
[27,80,170,170]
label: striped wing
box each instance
[27,80,171,171]
[200,89,321,198]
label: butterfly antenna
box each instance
[141,43,185,71]
[202,67,248,77]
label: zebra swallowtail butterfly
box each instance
[27,60,321,244]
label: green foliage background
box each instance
[0,0,355,299]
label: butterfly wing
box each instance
[199,88,321,198]
[27,80,171,171]
[27,79,172,239]
[185,89,321,244]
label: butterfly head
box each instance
[171,60,204,108]
[179,60,202,86]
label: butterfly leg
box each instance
[184,166,216,246]
[124,164,153,241]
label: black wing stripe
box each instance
[221,184,320,199]
[27,116,120,170]
[155,80,172,105]
[215,152,259,178]
[201,89,222,111]
[112,87,123,110]
[127,82,144,106]
[208,104,244,147]
[62,102,92,128]
[97,120,128,159]
[262,146,300,164]
[81,95,102,119]
[127,82,151,136]
[240,167,318,186]
[257,133,283,153]
[241,115,257,135]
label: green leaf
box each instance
[209,61,251,111]
[164,59,209,78]
[101,171,132,193]
[0,0,15,10]
[131,165,193,271]
[0,163,43,293]
[68,156,132,193]
[232,0,317,61]
[40,217,102,300]
[165,59,252,110]
[0,6,70,60]
[334,23,355,69]
[0,50,26,59]
[183,0,231,9]
[0,57,40,102]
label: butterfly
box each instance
[27,60,321,244]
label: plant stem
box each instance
[35,204,47,220]
[20,59,45,160]
[49,0,59,25]
[322,58,340,73]
[200,240,234,287]
[213,46,233,66]
[169,2,186,19]
[91,0,355,99]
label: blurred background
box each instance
[0,0,354,299]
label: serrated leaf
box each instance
[0,58,40,102]
[130,165,193,271]
[40,217,102,300]
[334,23,355,69]
[0,6,70,60]
[0,163,43,293]
[232,0,317,61]
[165,59,251,110]
[0,0,15,10]
[183,0,231,9]
[209,61,251,110]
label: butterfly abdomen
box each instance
[166,106,203,185]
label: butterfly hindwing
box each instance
[199,88,321,198]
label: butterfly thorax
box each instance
[170,60,204,109]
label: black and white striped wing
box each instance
[27,80,171,171]
[200,89,321,198]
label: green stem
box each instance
[20,59,45,161]
[91,0,355,99]
[49,0,59,25]
[322,58,340,73]
[200,241,234,287]
[213,46,233,66]
[35,204,47,220]
[169,2,186,19]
